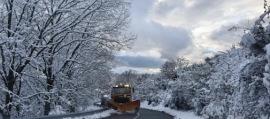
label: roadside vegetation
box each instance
[127,1,270,118]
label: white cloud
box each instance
[114,0,265,73]
[146,0,264,58]
[112,66,160,74]
[115,50,161,58]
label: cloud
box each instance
[210,18,257,41]
[114,0,266,73]
[112,66,160,74]
[128,15,193,59]
[146,0,265,54]
[115,55,165,68]
[149,0,263,27]
[127,0,264,61]
[129,0,155,18]
[124,0,194,59]
[142,21,193,59]
[210,24,242,43]
[207,17,268,50]
[202,49,216,55]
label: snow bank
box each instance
[227,115,269,119]
[141,101,204,119]
[49,105,66,115]
[49,105,102,115]
[83,106,102,112]
[63,109,117,119]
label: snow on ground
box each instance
[49,105,67,115]
[83,105,103,112]
[141,101,204,119]
[63,109,118,119]
[49,105,102,116]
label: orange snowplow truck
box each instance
[107,83,140,113]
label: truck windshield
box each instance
[113,87,130,94]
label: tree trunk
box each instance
[44,78,54,115]
[5,70,15,116]
[3,0,15,117]
[44,67,54,115]
[0,108,10,119]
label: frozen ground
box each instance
[49,105,103,115]
[141,101,270,119]
[63,109,117,119]
[63,101,204,119]
[82,105,103,112]
[140,101,204,119]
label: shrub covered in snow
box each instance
[133,46,270,119]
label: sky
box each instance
[112,0,265,74]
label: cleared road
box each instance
[103,109,173,119]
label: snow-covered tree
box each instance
[116,70,138,85]
[160,59,177,80]
[0,0,134,117]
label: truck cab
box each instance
[107,83,140,113]
[111,84,132,103]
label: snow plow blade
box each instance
[107,100,140,111]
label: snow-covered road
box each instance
[16,109,107,119]
[13,102,204,119]
[103,109,173,119]
[62,101,204,119]
[140,101,204,119]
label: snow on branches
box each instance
[0,0,134,117]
